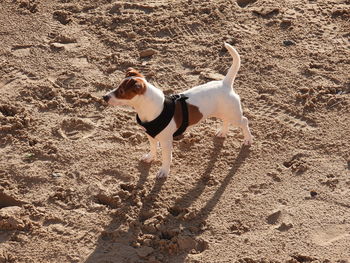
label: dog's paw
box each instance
[243,136,253,145]
[156,168,169,178]
[215,129,227,138]
[141,153,155,163]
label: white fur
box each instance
[105,43,253,178]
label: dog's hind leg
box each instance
[232,116,253,145]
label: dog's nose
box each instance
[102,95,110,102]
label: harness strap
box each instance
[136,96,175,138]
[136,94,189,138]
[171,94,189,137]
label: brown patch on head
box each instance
[174,101,203,129]
[125,67,144,78]
[113,78,146,100]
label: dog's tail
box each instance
[222,43,241,88]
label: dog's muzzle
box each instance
[102,95,110,102]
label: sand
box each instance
[0,0,350,262]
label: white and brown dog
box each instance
[103,43,253,178]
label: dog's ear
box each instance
[114,78,146,99]
[125,67,144,78]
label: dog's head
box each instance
[103,68,147,106]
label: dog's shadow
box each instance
[84,160,155,262]
[85,138,250,263]
[156,140,250,262]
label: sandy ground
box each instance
[1,0,350,262]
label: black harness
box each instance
[136,94,189,138]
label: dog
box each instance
[103,43,253,178]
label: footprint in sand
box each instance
[0,192,24,209]
[266,209,294,232]
[311,225,350,246]
[236,0,257,8]
[1,66,38,90]
[58,118,96,140]
[0,104,17,117]
[11,45,32,57]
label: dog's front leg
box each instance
[141,135,158,163]
[156,139,173,178]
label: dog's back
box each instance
[183,43,242,119]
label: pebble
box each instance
[283,40,295,46]
[136,246,154,258]
[51,172,62,178]
[50,42,65,50]
[127,32,137,39]
[139,48,156,58]
[310,190,318,197]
